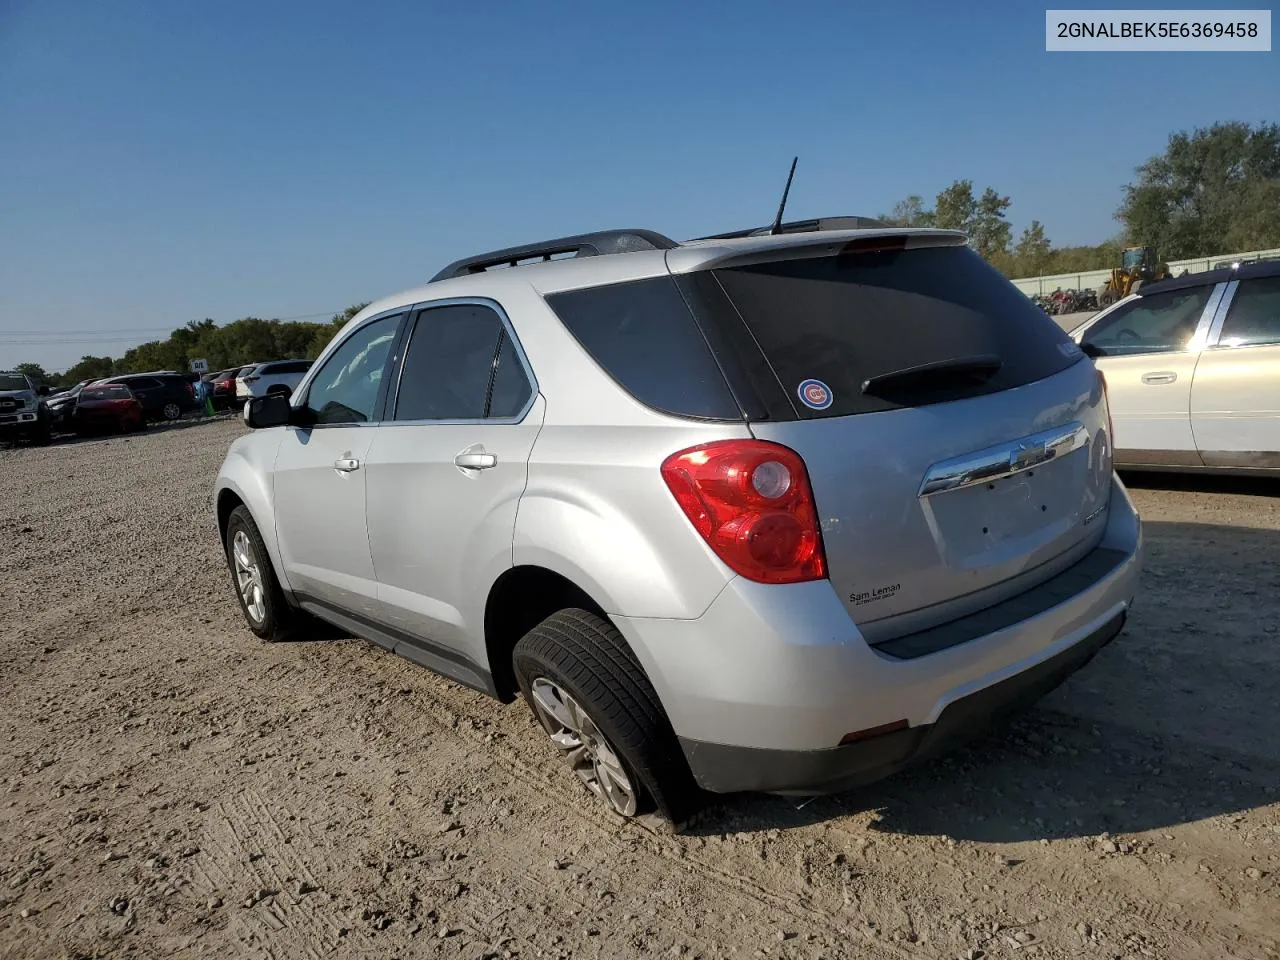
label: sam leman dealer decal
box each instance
[850,583,901,606]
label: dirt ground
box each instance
[2,418,1278,960]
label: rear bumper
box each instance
[680,609,1124,794]
[613,474,1143,795]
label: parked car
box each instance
[0,371,52,446]
[207,366,253,409]
[235,360,313,402]
[45,379,97,425]
[1070,259,1280,474]
[215,222,1143,822]
[92,373,198,421]
[71,383,145,436]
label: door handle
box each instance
[334,457,361,472]
[1141,372,1177,385]
[454,452,497,470]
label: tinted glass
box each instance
[81,385,131,401]
[1220,277,1280,346]
[0,374,28,391]
[487,333,533,418]
[707,244,1081,419]
[1081,286,1213,356]
[124,377,162,389]
[544,276,740,420]
[393,305,503,421]
[304,313,402,424]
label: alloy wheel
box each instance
[529,677,638,816]
[231,530,267,624]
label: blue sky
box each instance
[1,0,1276,372]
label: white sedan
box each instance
[1070,260,1280,474]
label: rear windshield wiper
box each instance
[861,354,1003,396]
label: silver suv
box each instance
[214,222,1143,822]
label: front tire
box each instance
[513,608,701,823]
[224,505,296,643]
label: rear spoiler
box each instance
[667,228,968,275]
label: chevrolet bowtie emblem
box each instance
[1011,440,1052,470]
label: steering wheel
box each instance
[1114,327,1142,343]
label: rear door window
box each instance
[705,244,1082,419]
[392,304,530,421]
[1219,277,1280,347]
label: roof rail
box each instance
[430,229,678,283]
[692,215,889,241]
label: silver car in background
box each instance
[215,221,1143,822]
[1071,259,1280,474]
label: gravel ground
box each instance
[2,419,1278,960]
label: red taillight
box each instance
[661,439,827,584]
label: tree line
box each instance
[877,120,1280,278]
[13,304,369,389]
[11,121,1278,386]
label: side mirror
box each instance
[244,393,293,429]
[1079,341,1106,359]
[37,385,50,396]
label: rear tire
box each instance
[224,505,296,643]
[162,402,182,420]
[513,608,702,824]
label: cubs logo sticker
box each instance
[797,378,833,411]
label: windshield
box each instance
[80,385,132,402]
[0,374,30,391]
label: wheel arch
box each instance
[483,565,611,702]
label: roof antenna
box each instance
[768,157,798,235]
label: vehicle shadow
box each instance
[1118,468,1279,498]
[686,519,1280,842]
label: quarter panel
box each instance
[514,422,754,620]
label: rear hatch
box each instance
[670,235,1113,636]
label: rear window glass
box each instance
[543,276,741,420]
[706,245,1083,418]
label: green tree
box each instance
[1117,121,1280,259]
[1014,220,1052,276]
[933,179,977,232]
[971,187,1013,260]
[14,362,51,386]
[61,355,116,385]
[882,194,933,227]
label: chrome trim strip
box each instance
[1202,279,1240,348]
[918,421,1090,497]
[1186,281,1230,351]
